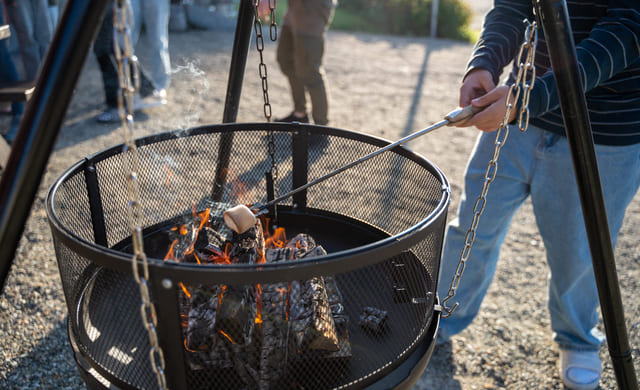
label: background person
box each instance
[260,0,336,125]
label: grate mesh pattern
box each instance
[47,123,449,389]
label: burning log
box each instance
[170,209,353,386]
[259,247,296,389]
[287,235,339,353]
[216,220,264,341]
[306,246,352,360]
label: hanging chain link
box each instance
[441,20,537,318]
[113,1,168,388]
[253,0,279,191]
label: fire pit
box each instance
[46,122,449,389]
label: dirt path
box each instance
[1,4,639,389]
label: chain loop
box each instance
[113,1,168,388]
[253,0,279,190]
[441,20,537,318]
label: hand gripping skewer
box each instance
[224,105,481,233]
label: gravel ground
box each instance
[1,2,639,389]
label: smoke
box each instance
[171,58,212,135]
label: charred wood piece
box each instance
[217,220,264,343]
[260,247,295,389]
[287,235,339,352]
[359,306,388,335]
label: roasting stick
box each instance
[224,105,482,233]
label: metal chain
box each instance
[253,0,279,190]
[113,1,168,388]
[441,20,537,318]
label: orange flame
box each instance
[184,338,198,353]
[219,330,235,344]
[223,168,249,201]
[179,282,191,298]
[163,164,174,188]
[265,227,287,249]
[255,284,263,326]
[164,239,179,261]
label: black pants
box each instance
[93,4,154,109]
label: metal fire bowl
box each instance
[47,123,450,389]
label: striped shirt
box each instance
[466,0,640,145]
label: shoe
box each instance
[134,89,167,111]
[559,349,602,390]
[96,107,120,123]
[276,112,309,123]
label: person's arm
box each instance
[457,1,533,130]
[465,0,534,86]
[526,1,640,118]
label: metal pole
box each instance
[430,0,439,38]
[534,1,638,388]
[0,0,110,293]
[211,0,255,201]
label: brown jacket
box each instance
[282,0,337,36]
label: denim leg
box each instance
[140,0,170,90]
[6,1,39,79]
[530,127,640,351]
[0,6,24,142]
[438,127,534,338]
[32,0,53,59]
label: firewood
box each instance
[259,247,296,389]
[287,234,339,352]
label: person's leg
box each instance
[6,0,40,79]
[140,0,171,91]
[531,129,640,351]
[0,6,24,142]
[277,23,306,117]
[130,0,143,44]
[32,0,53,59]
[293,32,329,125]
[437,126,536,338]
[93,7,119,109]
[47,0,59,30]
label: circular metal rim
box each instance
[46,122,450,284]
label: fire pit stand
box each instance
[47,122,450,389]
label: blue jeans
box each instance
[0,3,24,142]
[437,124,640,351]
[5,0,53,80]
[130,0,171,91]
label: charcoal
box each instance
[359,306,388,334]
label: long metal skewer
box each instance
[253,105,480,213]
